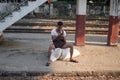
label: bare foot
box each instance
[70,59,78,63]
[46,62,50,66]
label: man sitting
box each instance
[46,21,78,66]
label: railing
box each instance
[0,0,35,3]
[0,0,22,3]
[0,0,36,21]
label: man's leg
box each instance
[62,45,78,63]
[46,44,55,66]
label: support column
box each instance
[107,0,119,46]
[75,0,86,46]
[0,32,3,43]
[50,3,53,18]
[48,0,50,4]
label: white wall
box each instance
[109,0,119,16]
[76,0,87,15]
[118,1,120,18]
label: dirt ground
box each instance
[0,33,120,79]
[0,75,120,80]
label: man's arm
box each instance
[60,35,66,42]
[52,34,66,42]
[52,35,58,41]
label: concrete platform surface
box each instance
[0,33,120,74]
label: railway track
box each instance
[4,27,109,34]
[4,18,120,35]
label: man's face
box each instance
[57,26,62,31]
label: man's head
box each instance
[57,21,63,27]
[57,21,63,31]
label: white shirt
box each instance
[51,29,66,37]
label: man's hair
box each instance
[57,21,63,27]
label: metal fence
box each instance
[0,0,31,20]
[27,1,110,19]
[0,0,35,3]
[0,1,110,20]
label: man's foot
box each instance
[70,59,78,63]
[46,62,50,66]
